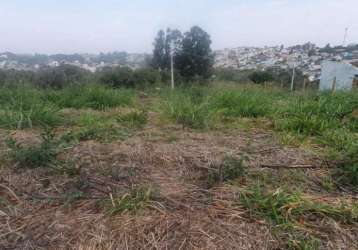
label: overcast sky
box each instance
[0,0,357,54]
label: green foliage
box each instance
[131,68,160,87]
[116,110,148,129]
[177,26,214,80]
[6,129,59,169]
[249,71,274,84]
[99,67,160,88]
[62,110,145,143]
[240,185,357,225]
[336,160,358,187]
[47,84,135,110]
[98,66,134,88]
[213,68,253,82]
[207,156,247,187]
[62,114,131,143]
[0,85,63,129]
[152,30,167,70]
[152,26,213,81]
[152,28,183,71]
[162,88,213,129]
[213,89,271,118]
[36,65,91,89]
[107,186,154,215]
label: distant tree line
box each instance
[0,64,308,90]
[0,65,164,89]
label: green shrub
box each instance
[131,68,160,87]
[6,129,59,168]
[36,65,91,89]
[207,156,247,187]
[98,66,134,88]
[249,71,274,84]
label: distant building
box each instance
[320,61,358,91]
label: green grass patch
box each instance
[161,88,214,129]
[116,110,148,129]
[212,89,272,118]
[46,84,135,110]
[62,110,145,143]
[106,186,154,215]
[240,184,357,225]
[0,85,63,129]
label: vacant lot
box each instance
[0,83,357,250]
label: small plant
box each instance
[336,162,358,187]
[116,110,148,128]
[321,175,335,192]
[207,155,247,187]
[6,129,59,168]
[107,186,154,215]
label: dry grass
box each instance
[0,106,357,250]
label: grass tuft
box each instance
[107,186,154,215]
[207,155,247,187]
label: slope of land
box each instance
[0,84,357,249]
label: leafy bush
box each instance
[131,68,160,87]
[249,71,274,84]
[98,66,134,88]
[36,65,91,89]
[6,129,59,168]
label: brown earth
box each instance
[0,121,357,250]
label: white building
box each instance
[320,61,358,91]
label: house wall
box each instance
[320,61,358,91]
